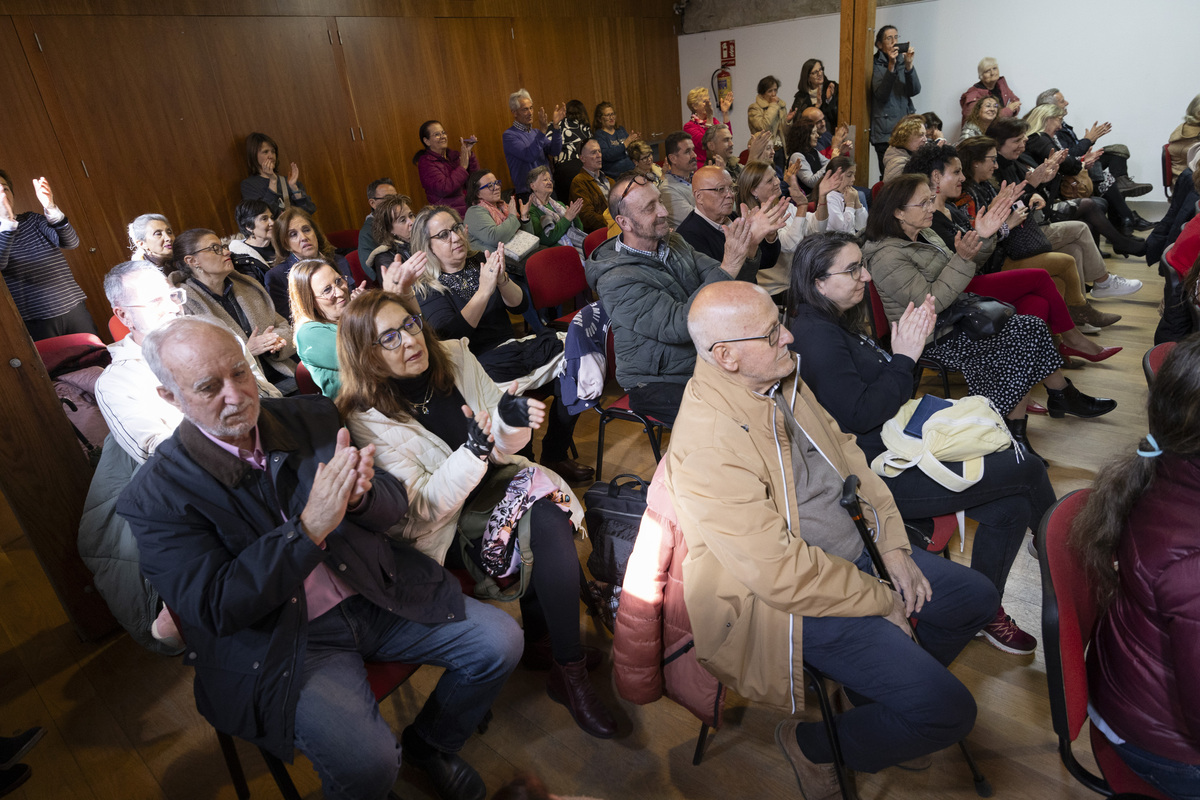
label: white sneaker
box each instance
[1076,322,1102,335]
[1091,274,1143,298]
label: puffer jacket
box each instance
[346,337,582,565]
[861,231,976,341]
[664,358,907,712]
[959,77,1019,124]
[613,459,726,727]
[1088,455,1200,766]
[584,233,753,390]
[870,50,920,145]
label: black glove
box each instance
[463,415,492,459]
[497,391,532,427]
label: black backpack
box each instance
[582,473,649,586]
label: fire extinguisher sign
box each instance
[720,40,736,67]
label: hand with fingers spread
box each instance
[954,229,982,261]
[517,197,530,222]
[299,428,365,543]
[497,381,546,429]
[382,251,427,296]
[551,102,567,126]
[1080,148,1104,170]
[710,153,727,170]
[719,215,754,276]
[975,188,1017,238]
[748,131,773,163]
[538,106,549,129]
[747,195,788,243]
[1084,121,1111,142]
[718,91,734,116]
[784,161,808,208]
[890,295,936,361]
[462,405,495,459]
[563,198,584,222]
[817,167,845,202]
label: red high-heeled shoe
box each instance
[1059,343,1122,363]
[1027,400,1048,415]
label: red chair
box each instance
[593,326,667,481]
[870,181,884,204]
[737,148,749,165]
[326,228,359,252]
[583,228,609,259]
[1162,143,1174,200]
[34,332,110,375]
[524,245,589,329]
[294,361,320,396]
[1036,490,1171,799]
[109,315,130,341]
[346,250,375,291]
[1143,341,1177,386]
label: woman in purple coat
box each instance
[1072,335,1200,799]
[414,120,479,217]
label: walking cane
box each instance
[837,474,993,796]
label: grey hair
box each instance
[127,213,169,251]
[1036,88,1061,107]
[1185,94,1200,126]
[976,57,998,78]
[508,89,531,114]
[103,260,164,309]
[142,316,238,395]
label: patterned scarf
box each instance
[479,199,511,227]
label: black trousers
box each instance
[24,301,98,341]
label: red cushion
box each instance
[364,661,420,702]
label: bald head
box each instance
[692,165,736,221]
[689,281,774,362]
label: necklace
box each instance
[410,384,435,415]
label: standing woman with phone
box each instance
[239,133,316,216]
[870,26,921,179]
[414,120,479,217]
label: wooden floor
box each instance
[0,238,1166,800]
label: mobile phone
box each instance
[896,42,910,55]
[464,136,478,145]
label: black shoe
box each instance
[1131,211,1157,231]
[1117,217,1135,237]
[1111,236,1147,258]
[401,727,486,800]
[1046,379,1117,419]
[0,728,43,771]
[1005,417,1047,467]
[0,765,30,799]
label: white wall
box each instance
[679,0,1196,202]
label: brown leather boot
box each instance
[547,657,618,738]
[521,633,604,671]
[1068,302,1121,329]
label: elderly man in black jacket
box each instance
[117,316,520,800]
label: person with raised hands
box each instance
[0,171,95,339]
[462,169,539,262]
[526,166,587,256]
[862,174,1118,461]
[503,89,565,201]
[676,164,788,273]
[239,132,315,216]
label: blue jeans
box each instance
[882,449,1056,601]
[293,594,522,800]
[796,547,999,773]
[1113,738,1200,800]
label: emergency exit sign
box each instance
[720,40,736,66]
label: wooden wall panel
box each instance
[639,16,683,141]
[0,0,674,18]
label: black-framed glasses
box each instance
[429,222,466,242]
[318,277,348,298]
[189,242,230,257]
[124,288,187,309]
[819,261,865,281]
[708,321,781,352]
[373,315,424,349]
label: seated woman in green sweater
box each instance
[289,259,354,397]
[526,166,586,258]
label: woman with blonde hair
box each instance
[959,96,1000,143]
[683,86,732,168]
[1167,93,1200,178]
[337,290,615,738]
[288,257,356,397]
[881,114,927,181]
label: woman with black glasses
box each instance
[170,228,296,387]
[338,290,615,738]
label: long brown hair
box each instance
[271,207,336,266]
[371,194,415,250]
[287,259,338,326]
[335,290,457,422]
[735,160,775,209]
[1070,333,1200,609]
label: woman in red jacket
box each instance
[414,120,479,217]
[1072,335,1200,799]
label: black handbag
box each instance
[583,473,649,586]
[935,292,1015,340]
[1002,209,1053,260]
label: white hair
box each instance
[142,316,238,395]
[976,57,998,79]
[508,89,531,113]
[103,260,164,309]
[127,213,169,250]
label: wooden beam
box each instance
[839,0,876,184]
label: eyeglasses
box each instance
[429,222,466,242]
[373,315,424,349]
[708,322,781,352]
[125,288,187,309]
[189,242,230,257]
[903,198,936,210]
[819,261,865,281]
[478,180,501,191]
[617,174,653,211]
[983,155,998,163]
[318,277,348,298]
[696,185,735,197]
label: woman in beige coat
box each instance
[338,290,616,739]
